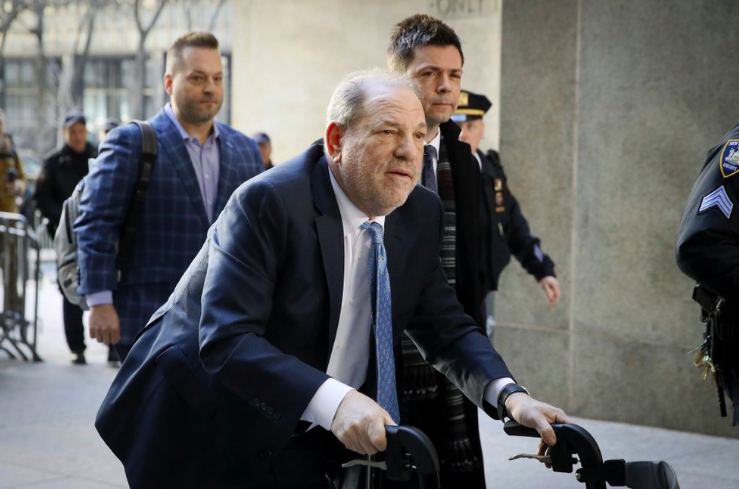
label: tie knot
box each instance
[423,145,437,163]
[361,221,384,244]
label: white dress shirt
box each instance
[472,150,482,170]
[301,166,515,431]
[300,169,384,430]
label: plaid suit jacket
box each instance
[75,109,263,344]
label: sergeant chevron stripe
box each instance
[699,185,733,219]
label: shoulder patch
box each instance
[699,185,733,219]
[720,139,739,178]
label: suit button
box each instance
[258,449,272,459]
[267,406,274,415]
[274,412,281,420]
[260,402,267,411]
[253,398,260,407]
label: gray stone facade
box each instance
[497,0,739,437]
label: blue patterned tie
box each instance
[361,221,400,424]
[422,145,438,194]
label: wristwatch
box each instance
[497,383,530,421]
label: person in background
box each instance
[453,89,560,338]
[251,131,273,169]
[676,120,739,426]
[387,14,513,487]
[35,111,99,365]
[0,108,27,315]
[75,32,263,362]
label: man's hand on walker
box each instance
[331,390,397,455]
[506,393,570,449]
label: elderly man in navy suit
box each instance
[95,69,568,488]
[75,32,263,361]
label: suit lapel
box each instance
[441,121,482,318]
[154,111,210,227]
[214,123,235,214]
[384,212,405,341]
[442,121,479,223]
[311,156,344,354]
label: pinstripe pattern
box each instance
[76,109,263,344]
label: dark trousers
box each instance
[62,291,85,354]
[1,235,21,313]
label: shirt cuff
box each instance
[484,377,516,407]
[301,378,354,431]
[86,290,113,307]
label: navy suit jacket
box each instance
[75,109,262,344]
[95,142,512,488]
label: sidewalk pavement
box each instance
[1,271,738,489]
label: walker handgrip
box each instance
[503,421,540,438]
[385,425,441,489]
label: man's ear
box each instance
[163,73,173,96]
[325,122,343,160]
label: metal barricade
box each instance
[0,211,41,362]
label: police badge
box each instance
[495,191,505,213]
[720,139,739,178]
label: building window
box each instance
[83,57,132,126]
[82,56,161,138]
[2,58,61,150]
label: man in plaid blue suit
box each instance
[75,32,262,361]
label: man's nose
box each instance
[395,137,420,162]
[437,74,451,93]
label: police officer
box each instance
[35,111,100,365]
[676,121,739,425]
[452,90,560,335]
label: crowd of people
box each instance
[0,10,732,489]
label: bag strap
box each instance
[116,120,157,274]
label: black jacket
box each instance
[34,142,97,233]
[438,121,487,326]
[676,121,739,300]
[479,148,555,292]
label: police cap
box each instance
[451,90,492,123]
[64,111,86,128]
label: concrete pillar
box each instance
[497,0,739,437]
